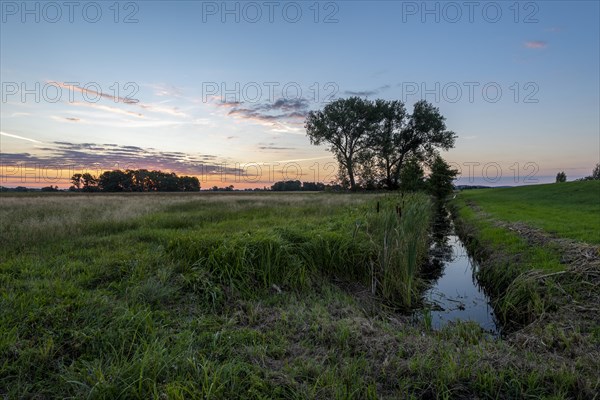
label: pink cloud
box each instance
[524,41,547,49]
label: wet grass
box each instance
[0,191,597,398]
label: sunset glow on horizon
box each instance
[1,1,598,189]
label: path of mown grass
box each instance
[1,192,596,398]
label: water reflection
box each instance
[422,211,500,335]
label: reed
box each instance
[366,193,431,308]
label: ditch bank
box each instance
[449,200,600,361]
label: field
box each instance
[1,189,598,398]
[459,181,600,244]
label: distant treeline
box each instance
[271,181,327,191]
[69,169,200,192]
[207,182,341,192]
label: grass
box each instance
[459,180,600,244]
[452,181,600,367]
[366,194,431,308]
[0,191,598,398]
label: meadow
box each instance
[0,189,598,398]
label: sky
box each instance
[1,0,599,188]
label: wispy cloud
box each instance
[50,81,191,119]
[70,101,144,118]
[273,155,333,163]
[49,81,139,104]
[524,41,547,49]
[212,97,310,133]
[257,142,296,151]
[0,131,42,143]
[344,84,390,97]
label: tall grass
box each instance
[1,192,596,398]
[366,193,431,308]
[166,193,431,309]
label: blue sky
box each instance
[1,0,599,187]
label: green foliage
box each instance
[305,97,379,190]
[1,192,597,398]
[593,163,600,180]
[305,97,456,190]
[366,194,431,307]
[70,169,200,192]
[270,181,326,191]
[427,155,458,202]
[555,171,567,183]
[399,157,425,192]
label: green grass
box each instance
[0,191,597,398]
[459,181,600,244]
[453,181,600,329]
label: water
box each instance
[422,216,500,335]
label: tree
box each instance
[427,155,458,202]
[302,182,325,191]
[399,157,425,192]
[306,98,456,191]
[71,169,200,192]
[81,173,98,192]
[98,170,130,192]
[368,99,408,189]
[70,173,82,190]
[592,163,600,180]
[556,171,567,183]
[178,176,200,191]
[372,100,456,189]
[305,97,379,191]
[271,180,302,191]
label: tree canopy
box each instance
[305,97,456,190]
[427,155,459,202]
[70,169,200,192]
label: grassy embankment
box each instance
[453,181,599,364]
[0,190,597,398]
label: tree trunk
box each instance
[347,159,357,191]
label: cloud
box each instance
[48,81,139,104]
[146,83,184,98]
[0,131,42,143]
[3,112,31,118]
[524,41,547,49]
[273,155,333,163]
[212,97,310,133]
[261,98,309,112]
[344,84,391,97]
[65,117,80,122]
[1,141,236,177]
[70,101,144,118]
[50,81,191,120]
[257,142,296,151]
[139,103,189,117]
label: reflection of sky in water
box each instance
[425,235,499,335]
